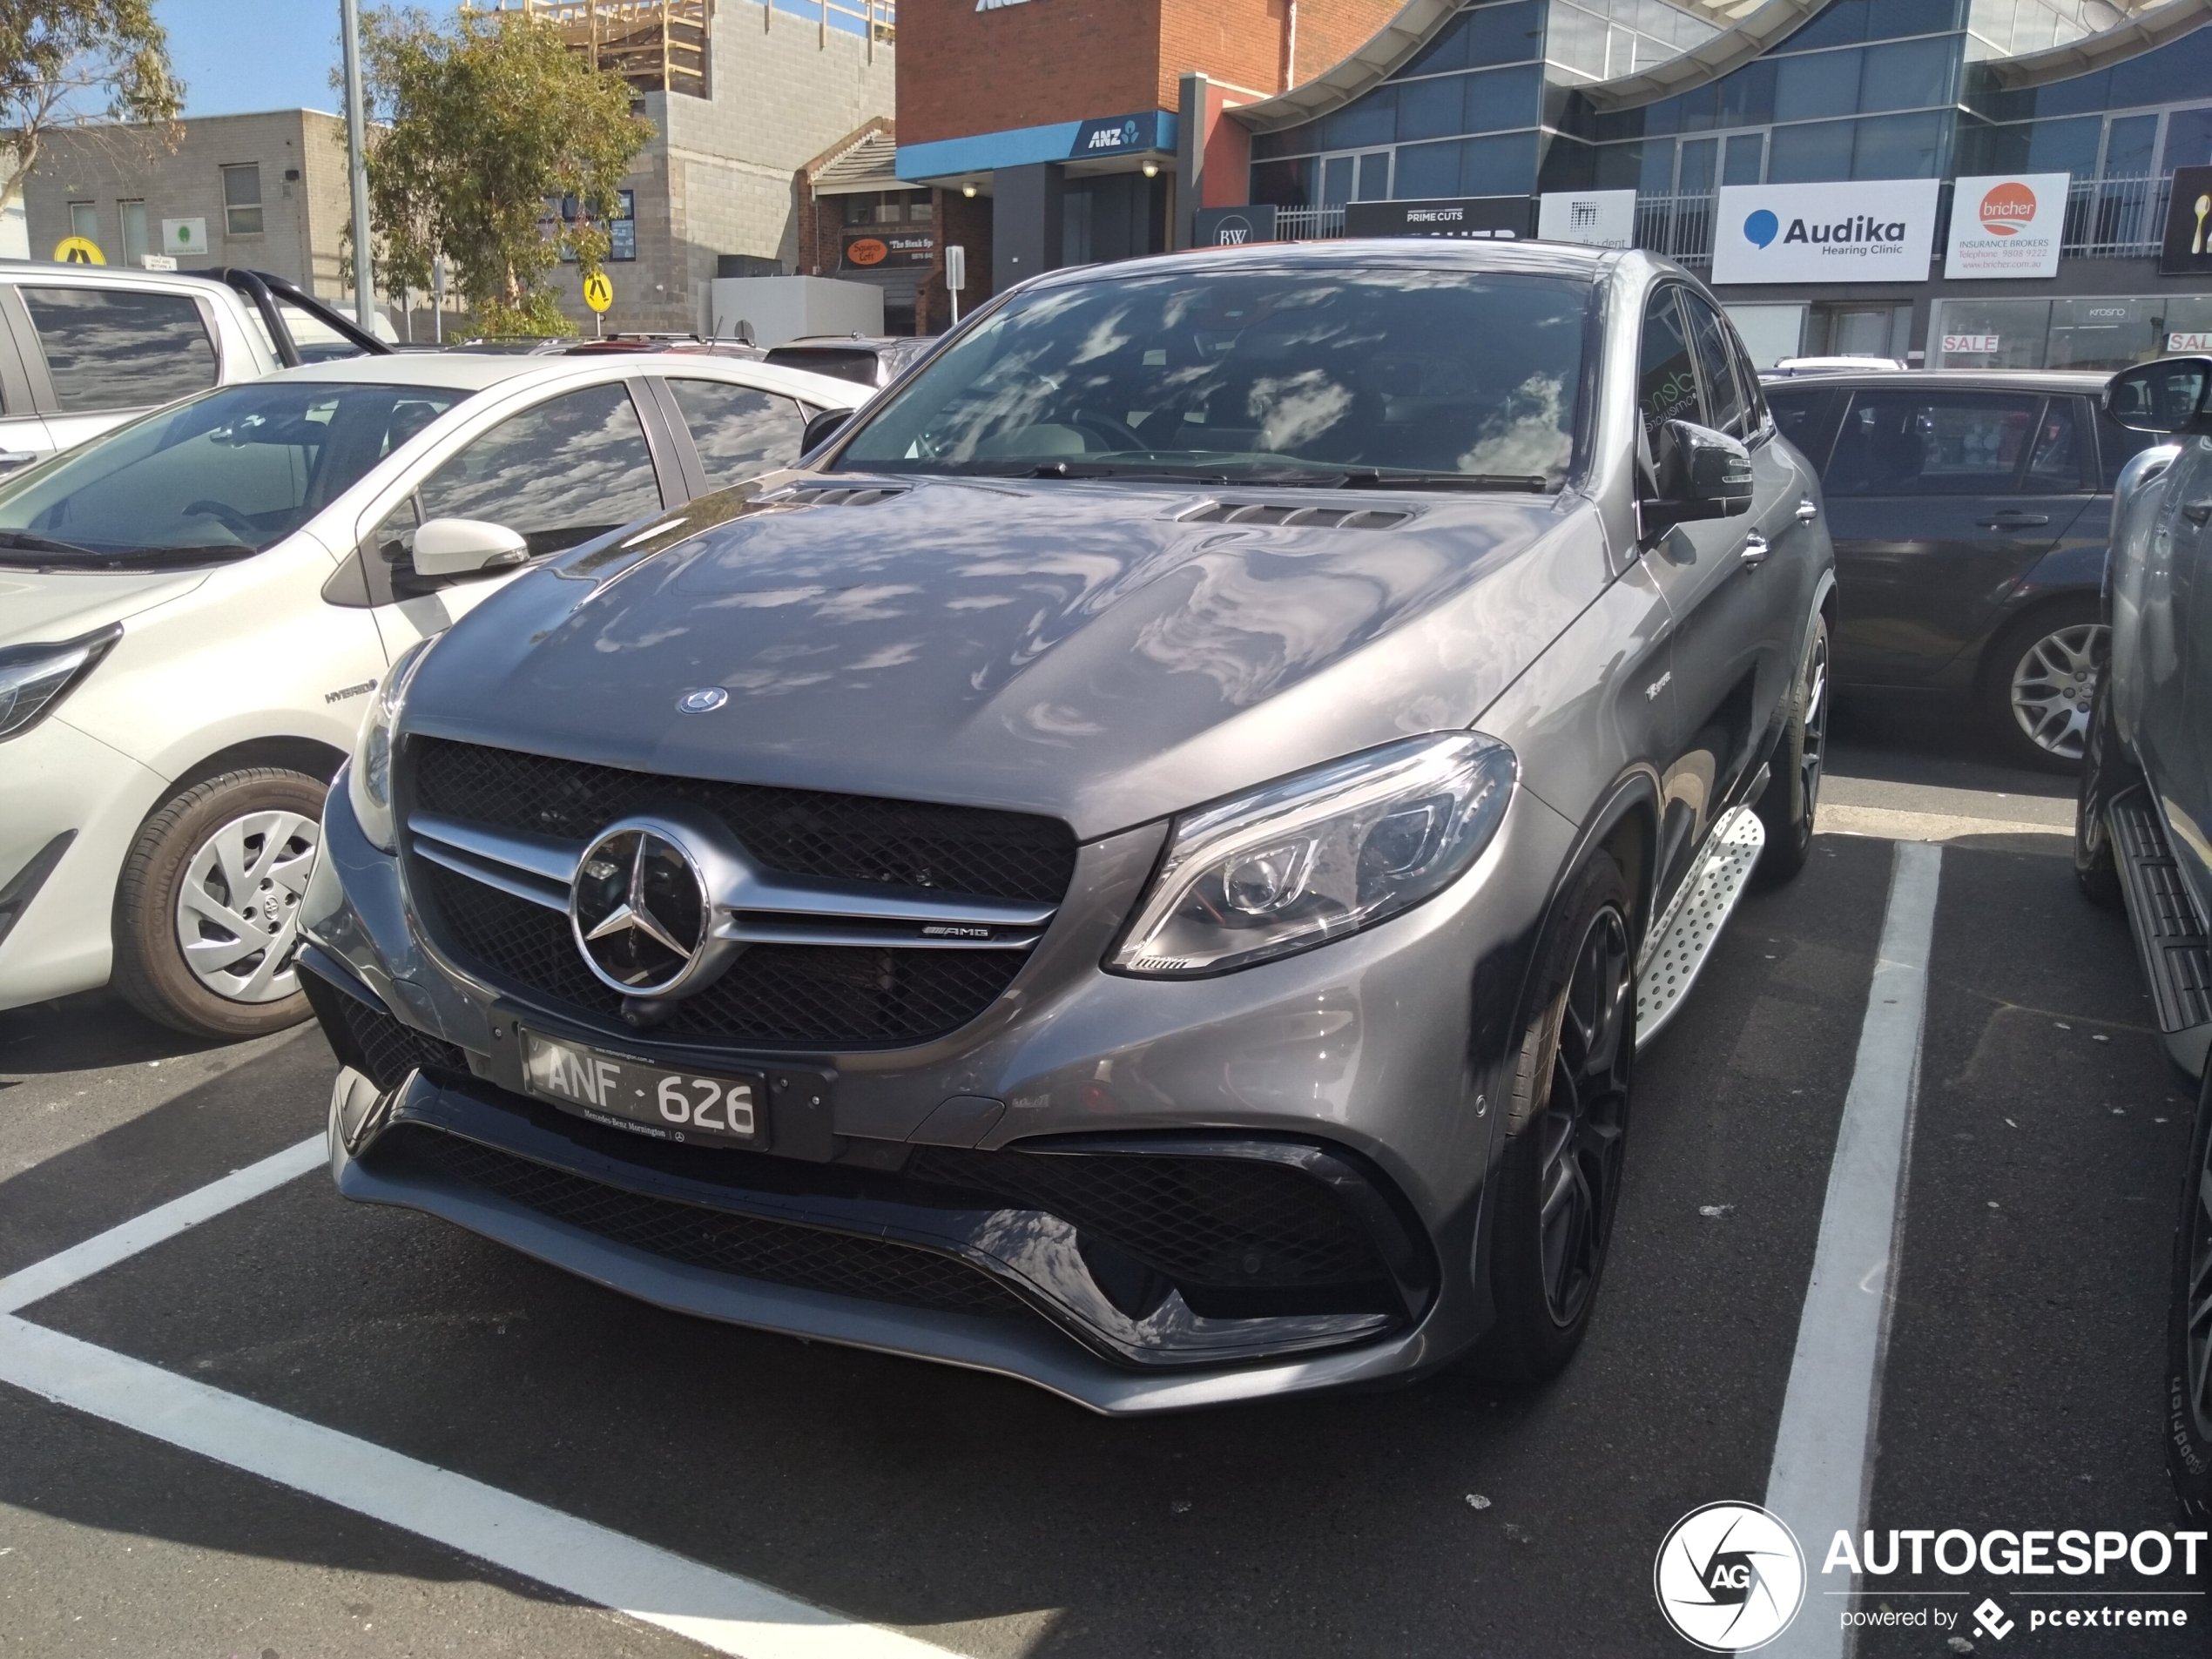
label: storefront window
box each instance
[1932,299,2051,370]
[1933,296,2212,373]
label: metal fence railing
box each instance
[1275,205,1348,241]
[1634,192,1716,271]
[2062,173,2169,260]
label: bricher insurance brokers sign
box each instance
[1945,172,2068,279]
[1709,179,1939,286]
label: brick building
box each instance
[890,0,1401,298]
[796,119,993,335]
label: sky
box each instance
[153,0,463,117]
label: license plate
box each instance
[520,1029,761,1147]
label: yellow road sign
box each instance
[53,236,105,265]
[583,271,612,314]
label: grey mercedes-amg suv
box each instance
[298,241,1834,1413]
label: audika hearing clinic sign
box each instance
[1710,179,1939,286]
[1944,172,2068,279]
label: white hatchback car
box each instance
[0,350,863,1036]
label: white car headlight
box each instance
[0,624,121,742]
[347,637,435,853]
[1109,733,1516,978]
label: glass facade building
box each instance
[1228,0,2212,368]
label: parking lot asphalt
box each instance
[1,717,2203,1658]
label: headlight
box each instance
[1109,733,1516,978]
[347,637,435,853]
[0,624,122,742]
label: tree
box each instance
[356,8,651,335]
[0,0,183,206]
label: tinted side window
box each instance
[416,381,664,556]
[1766,388,1842,469]
[2022,398,2089,495]
[22,287,216,412]
[1826,391,2043,496]
[1638,289,1704,448]
[1682,293,1747,437]
[667,378,804,488]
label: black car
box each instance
[1765,369,2161,769]
[762,334,936,389]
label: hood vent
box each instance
[786,484,909,508]
[1178,501,1412,530]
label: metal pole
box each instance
[340,0,376,334]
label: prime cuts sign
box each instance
[1944,173,2067,279]
[1710,179,1939,285]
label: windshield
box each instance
[834,267,1589,488]
[0,381,467,568]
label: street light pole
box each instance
[339,0,376,336]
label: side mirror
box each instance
[1643,418,1753,536]
[2104,357,2212,434]
[801,407,854,455]
[411,516,529,577]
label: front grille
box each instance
[389,1125,1025,1317]
[301,967,469,1092]
[908,1145,1389,1294]
[411,738,1075,903]
[414,861,1028,1049]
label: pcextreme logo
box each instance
[1654,1502,1806,1652]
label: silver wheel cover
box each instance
[173,808,320,1003]
[2008,621,2107,761]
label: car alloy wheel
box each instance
[173,807,320,1003]
[2008,621,2108,762]
[1536,903,1633,1326]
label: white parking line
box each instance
[1763,840,1943,1659]
[0,1134,963,1659]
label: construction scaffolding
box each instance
[495,0,897,94]
[494,0,713,98]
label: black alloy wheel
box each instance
[2168,1062,2212,1517]
[1535,904,1634,1325]
[1474,853,1637,1383]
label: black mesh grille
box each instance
[410,738,1075,904]
[301,968,469,1093]
[907,1146,1386,1291]
[388,1126,1024,1316]
[414,860,1028,1049]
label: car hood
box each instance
[406,477,1612,839]
[0,566,212,647]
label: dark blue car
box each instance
[1764,368,2161,769]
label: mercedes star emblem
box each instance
[677,686,728,713]
[570,821,711,996]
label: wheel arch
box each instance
[158,737,347,814]
[1973,584,2103,698]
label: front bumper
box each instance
[303,762,1575,1411]
[0,716,165,1008]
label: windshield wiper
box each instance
[1023,461,1237,483]
[1337,471,1551,493]
[0,529,106,558]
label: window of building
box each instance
[119,201,147,267]
[68,202,97,244]
[222,164,263,236]
[843,190,931,226]
[20,287,216,412]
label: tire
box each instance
[2167,1062,2212,1519]
[2073,682,2124,908]
[1754,611,1829,887]
[111,767,327,1040]
[1984,597,2107,772]
[1474,853,1636,1385]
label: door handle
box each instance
[0,451,38,473]
[1974,512,2051,528]
[1740,533,1770,569]
[1794,497,1819,523]
[2185,498,2212,526]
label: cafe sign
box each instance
[841,229,935,271]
